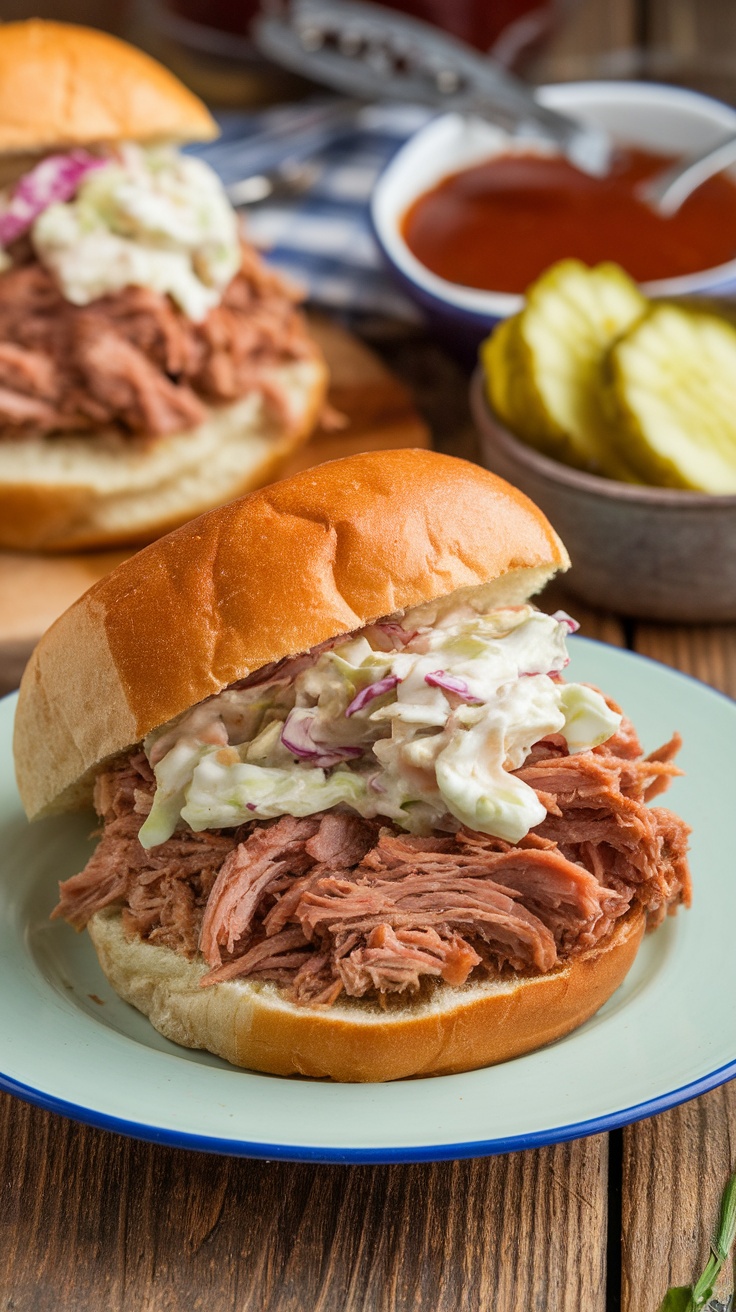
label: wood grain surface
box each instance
[0,1094,608,1312]
[622,1087,736,1312]
[619,622,736,1312]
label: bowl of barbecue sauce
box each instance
[371,82,736,348]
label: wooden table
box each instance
[1,331,734,1311]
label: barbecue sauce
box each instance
[401,147,736,292]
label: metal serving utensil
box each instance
[254,0,612,177]
[638,131,736,217]
[224,117,736,217]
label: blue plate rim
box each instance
[2,1054,736,1163]
[1,637,734,1161]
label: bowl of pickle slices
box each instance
[471,259,736,621]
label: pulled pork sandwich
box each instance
[0,21,327,551]
[13,450,690,1082]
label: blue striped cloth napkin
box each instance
[188,101,432,320]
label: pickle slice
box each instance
[512,260,647,475]
[481,260,646,479]
[482,314,518,434]
[608,304,736,493]
[482,306,596,463]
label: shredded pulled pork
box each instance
[53,717,691,1008]
[0,244,316,440]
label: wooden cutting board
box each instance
[0,317,429,694]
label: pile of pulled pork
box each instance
[0,244,316,440]
[54,709,691,1009]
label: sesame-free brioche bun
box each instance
[14,449,570,821]
[0,357,327,552]
[87,905,644,1081]
[0,21,217,155]
[0,24,329,551]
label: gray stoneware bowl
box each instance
[470,368,736,622]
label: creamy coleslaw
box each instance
[139,602,620,851]
[0,145,241,320]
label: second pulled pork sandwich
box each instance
[14,450,691,1081]
[0,21,327,551]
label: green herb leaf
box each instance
[657,1288,694,1312]
[690,1174,736,1310]
[656,1172,736,1312]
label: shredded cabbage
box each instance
[140,603,621,847]
[180,755,367,833]
[31,145,240,320]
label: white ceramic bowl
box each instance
[371,82,736,346]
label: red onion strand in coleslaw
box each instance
[345,675,400,717]
[374,622,417,648]
[281,709,362,768]
[0,150,106,247]
[520,661,569,678]
[424,670,483,703]
[551,610,580,634]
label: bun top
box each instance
[14,449,569,820]
[0,21,217,154]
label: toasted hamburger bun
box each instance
[0,357,328,552]
[14,449,570,820]
[88,905,645,1082]
[0,20,217,156]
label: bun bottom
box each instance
[0,358,327,551]
[88,906,646,1082]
